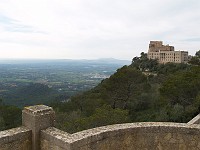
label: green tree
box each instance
[169,104,184,122]
[196,50,200,57]
[0,117,5,131]
[189,50,200,65]
[131,52,159,71]
[102,66,148,109]
[0,99,3,106]
[62,105,131,133]
[160,67,200,107]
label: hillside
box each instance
[0,99,21,131]
[0,59,129,131]
[0,52,200,132]
[52,51,200,133]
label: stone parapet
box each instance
[0,126,31,150]
[41,127,72,150]
[187,114,200,125]
[41,122,200,150]
[1,105,200,150]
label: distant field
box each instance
[0,59,130,107]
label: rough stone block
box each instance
[22,105,55,150]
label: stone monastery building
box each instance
[147,41,188,63]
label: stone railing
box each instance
[0,127,31,150]
[1,105,200,150]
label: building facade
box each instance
[147,41,188,63]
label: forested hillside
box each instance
[52,51,200,133]
[0,51,200,132]
[0,99,21,131]
[0,59,128,131]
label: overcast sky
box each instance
[0,0,199,60]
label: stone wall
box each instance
[188,114,200,125]
[40,122,200,150]
[1,105,200,150]
[0,126,31,150]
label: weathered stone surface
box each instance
[2,105,200,150]
[22,105,55,150]
[41,122,200,150]
[0,126,31,150]
[41,127,71,150]
[23,105,54,115]
[188,114,200,125]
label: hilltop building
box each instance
[147,41,188,63]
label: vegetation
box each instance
[1,51,200,132]
[52,50,200,133]
[189,50,200,65]
[0,60,123,107]
[0,60,127,131]
[0,99,21,131]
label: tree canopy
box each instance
[0,101,21,131]
[2,51,200,133]
[189,50,200,65]
[50,52,200,133]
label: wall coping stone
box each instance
[23,105,54,115]
[188,114,200,125]
[71,122,200,142]
[41,122,200,149]
[0,126,31,145]
[1,105,200,149]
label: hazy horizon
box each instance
[0,57,131,61]
[0,0,200,59]
[0,58,131,66]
